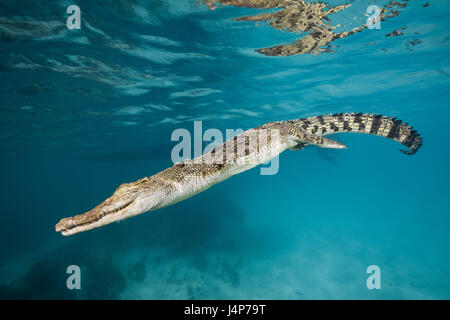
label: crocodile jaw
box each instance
[55,179,162,236]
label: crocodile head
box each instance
[55,177,164,236]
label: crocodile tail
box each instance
[293,113,423,155]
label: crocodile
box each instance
[55,113,422,236]
[203,0,410,56]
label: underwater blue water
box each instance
[0,0,449,299]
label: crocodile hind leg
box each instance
[287,130,347,150]
[289,142,306,151]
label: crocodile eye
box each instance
[137,177,150,184]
